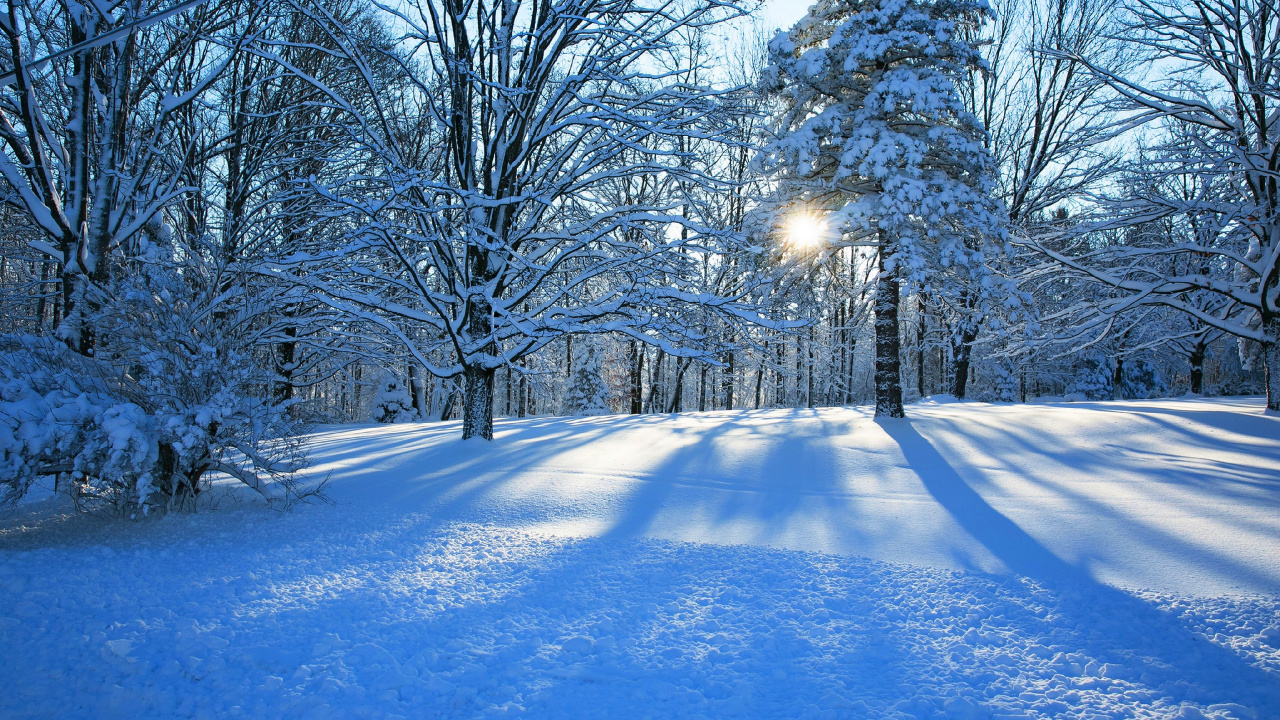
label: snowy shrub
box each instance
[371,374,417,423]
[563,341,611,416]
[978,358,1020,403]
[1067,355,1113,400]
[0,258,310,514]
[1120,359,1168,399]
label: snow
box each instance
[3,397,1280,718]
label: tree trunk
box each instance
[948,287,981,399]
[1112,358,1125,400]
[698,364,708,412]
[647,348,665,413]
[807,326,815,409]
[408,363,422,418]
[874,243,905,418]
[1189,344,1205,395]
[776,341,785,407]
[668,358,690,413]
[722,348,735,410]
[461,364,496,439]
[1263,317,1280,412]
[949,326,977,399]
[916,295,926,398]
[518,358,528,418]
[754,341,767,410]
[629,342,644,414]
[505,365,513,415]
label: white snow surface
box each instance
[3,397,1280,719]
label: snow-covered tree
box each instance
[1028,0,1280,411]
[370,374,416,424]
[264,0,769,440]
[0,0,245,353]
[564,341,612,416]
[763,0,1009,418]
[1,246,308,513]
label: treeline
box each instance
[0,0,1272,511]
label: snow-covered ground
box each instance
[3,397,1279,719]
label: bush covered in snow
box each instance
[1120,359,1168,400]
[370,374,417,423]
[0,259,309,514]
[1067,354,1113,400]
[563,342,611,416]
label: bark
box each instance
[1111,358,1125,400]
[698,364,708,412]
[667,358,690,413]
[505,365,513,415]
[518,357,528,418]
[949,326,977,399]
[754,341,767,410]
[461,364,495,440]
[722,348,735,410]
[916,295,926,398]
[776,342,786,406]
[948,291,979,399]
[1189,344,1205,395]
[408,363,422,417]
[807,327,815,409]
[274,323,298,406]
[1264,317,1280,412]
[647,348,665,413]
[629,342,644,414]
[874,245,905,418]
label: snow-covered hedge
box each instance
[0,261,308,514]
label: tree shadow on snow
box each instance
[879,417,1280,714]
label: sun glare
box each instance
[784,212,829,249]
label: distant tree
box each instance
[564,341,612,416]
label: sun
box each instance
[784,211,829,249]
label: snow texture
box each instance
[2,398,1279,718]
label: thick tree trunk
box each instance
[408,363,422,418]
[1112,358,1125,400]
[1189,345,1205,395]
[949,327,977,399]
[668,358,689,413]
[629,342,644,414]
[461,364,495,440]
[274,326,297,406]
[874,245,905,419]
[647,348,665,413]
[1264,318,1280,413]
[948,290,979,399]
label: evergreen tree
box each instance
[371,375,416,424]
[563,343,612,417]
[764,0,1008,418]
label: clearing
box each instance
[2,397,1279,719]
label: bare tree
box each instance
[1029,0,1280,411]
[268,0,766,439]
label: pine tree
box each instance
[563,343,612,417]
[371,375,416,424]
[764,0,1008,418]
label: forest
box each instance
[0,0,1276,508]
[4,2,1280,719]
